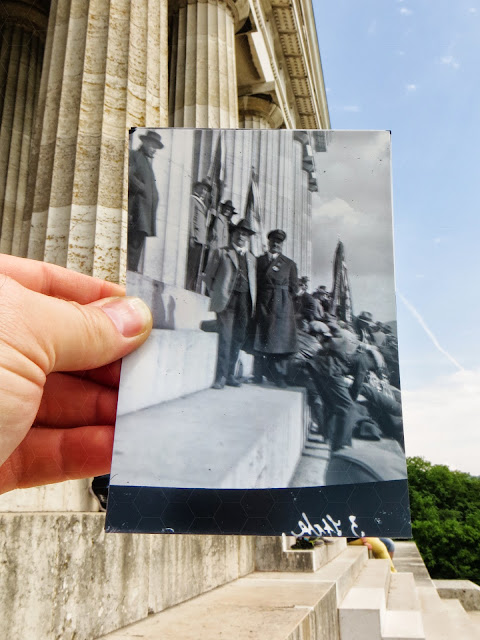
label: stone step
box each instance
[338,558,392,640]
[381,610,425,640]
[381,572,425,640]
[387,572,421,611]
[417,585,479,640]
[111,385,306,490]
[255,535,346,572]
[116,328,217,415]
[433,578,480,611]
[99,572,339,640]
[249,544,368,606]
[126,272,214,330]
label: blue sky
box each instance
[313,0,480,473]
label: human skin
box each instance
[0,255,152,495]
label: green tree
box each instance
[407,456,480,585]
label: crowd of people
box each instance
[195,180,403,455]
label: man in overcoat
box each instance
[186,177,212,291]
[203,219,257,389]
[127,130,164,272]
[253,229,298,387]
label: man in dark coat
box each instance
[186,177,212,292]
[127,130,164,272]
[253,229,298,387]
[203,219,257,389]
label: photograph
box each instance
[107,128,410,536]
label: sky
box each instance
[313,0,480,475]
[311,131,396,322]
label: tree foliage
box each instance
[407,457,480,585]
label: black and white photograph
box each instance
[107,128,411,536]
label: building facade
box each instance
[0,1,330,637]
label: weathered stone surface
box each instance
[433,579,480,612]
[0,478,97,512]
[0,513,255,640]
[100,573,339,640]
[255,535,346,572]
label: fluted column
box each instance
[169,0,249,128]
[24,0,169,284]
[0,17,45,256]
[238,96,283,129]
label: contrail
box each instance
[398,292,464,372]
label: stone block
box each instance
[339,587,386,640]
[382,610,425,640]
[116,328,218,416]
[100,574,339,640]
[0,513,255,640]
[0,478,97,513]
[112,385,305,489]
[433,579,480,611]
[387,572,420,611]
[255,535,346,573]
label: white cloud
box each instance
[402,369,480,476]
[342,105,360,112]
[468,7,477,14]
[440,55,460,69]
[326,87,331,93]
[368,20,377,35]
[397,50,406,56]
[433,237,442,244]
[399,7,413,15]
[406,83,417,92]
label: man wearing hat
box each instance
[208,199,236,251]
[253,229,298,387]
[128,130,164,272]
[203,219,257,389]
[355,311,376,344]
[186,177,212,291]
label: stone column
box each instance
[238,96,283,130]
[0,13,46,256]
[23,0,169,284]
[169,0,249,128]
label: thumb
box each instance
[0,274,153,374]
[41,295,153,373]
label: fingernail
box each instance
[99,297,152,337]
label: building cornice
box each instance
[250,0,330,130]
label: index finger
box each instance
[0,254,124,303]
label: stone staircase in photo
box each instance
[97,538,480,640]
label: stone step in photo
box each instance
[116,329,218,416]
[112,385,306,490]
[99,573,339,640]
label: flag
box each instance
[331,240,353,323]
[244,168,267,256]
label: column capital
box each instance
[170,0,249,31]
[238,96,284,129]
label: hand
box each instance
[0,255,153,494]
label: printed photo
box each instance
[107,129,410,536]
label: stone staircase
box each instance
[98,539,480,640]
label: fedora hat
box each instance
[220,199,235,211]
[230,218,256,235]
[139,130,164,149]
